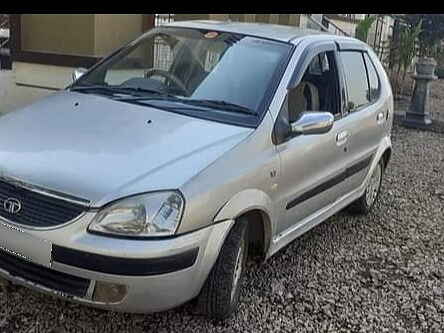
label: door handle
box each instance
[336,130,349,146]
[377,112,385,124]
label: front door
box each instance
[274,47,351,235]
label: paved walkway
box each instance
[0,70,51,114]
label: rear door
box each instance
[335,42,387,192]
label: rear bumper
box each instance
[0,215,234,313]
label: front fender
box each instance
[213,188,275,223]
[213,189,276,254]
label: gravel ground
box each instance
[1,119,443,332]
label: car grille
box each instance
[0,179,86,228]
[0,249,90,297]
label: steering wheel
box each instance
[144,68,189,96]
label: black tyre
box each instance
[347,158,383,214]
[197,218,249,319]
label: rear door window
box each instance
[363,52,380,102]
[340,51,370,112]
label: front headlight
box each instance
[88,191,184,237]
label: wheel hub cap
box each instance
[366,164,381,207]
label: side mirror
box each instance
[291,111,334,135]
[72,68,88,82]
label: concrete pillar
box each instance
[402,57,437,128]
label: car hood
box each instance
[0,91,253,206]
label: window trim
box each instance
[362,52,382,103]
[332,49,347,119]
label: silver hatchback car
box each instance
[0,20,393,319]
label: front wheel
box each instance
[197,219,248,319]
[347,158,383,214]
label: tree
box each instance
[355,15,377,43]
[386,19,422,96]
[403,14,444,57]
[399,21,422,94]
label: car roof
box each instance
[164,20,336,43]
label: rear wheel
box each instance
[197,218,248,319]
[347,159,383,214]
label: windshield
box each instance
[72,26,292,127]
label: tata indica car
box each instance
[0,20,393,319]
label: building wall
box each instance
[94,14,143,57]
[21,14,96,56]
[4,14,147,113]
[175,14,302,26]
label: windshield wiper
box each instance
[70,85,168,97]
[113,88,180,100]
[121,97,257,116]
[182,99,257,116]
[70,85,137,95]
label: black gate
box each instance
[153,14,175,70]
[155,14,174,26]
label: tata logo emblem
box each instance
[3,198,22,215]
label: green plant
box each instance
[355,15,377,43]
[386,19,422,96]
[399,21,422,95]
[403,14,444,57]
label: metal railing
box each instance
[304,15,329,32]
[337,14,358,20]
[0,39,8,49]
[0,14,8,28]
[321,16,350,37]
[155,14,174,26]
[0,14,9,49]
[303,14,350,37]
[153,15,175,70]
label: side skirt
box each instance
[267,181,366,259]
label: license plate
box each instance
[0,221,52,267]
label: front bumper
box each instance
[0,213,234,313]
